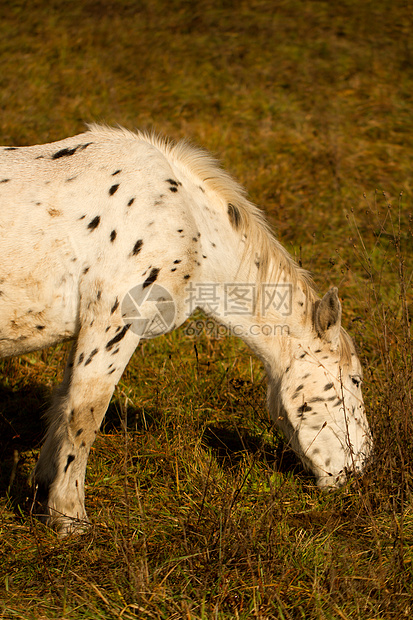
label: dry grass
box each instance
[0,1,412,618]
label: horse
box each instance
[0,125,371,536]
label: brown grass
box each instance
[0,1,412,618]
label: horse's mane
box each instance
[87,124,352,365]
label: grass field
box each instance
[0,1,412,618]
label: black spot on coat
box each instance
[132,239,143,256]
[106,324,131,350]
[110,230,117,242]
[292,384,304,399]
[298,403,312,414]
[143,267,160,289]
[52,143,91,160]
[84,348,99,366]
[52,146,79,160]
[111,298,119,314]
[109,184,120,196]
[88,216,101,231]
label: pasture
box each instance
[0,1,412,618]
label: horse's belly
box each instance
[0,271,78,359]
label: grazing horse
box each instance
[0,126,371,535]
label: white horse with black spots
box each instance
[0,126,371,536]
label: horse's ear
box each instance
[314,287,342,350]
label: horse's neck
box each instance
[194,225,309,374]
[172,166,312,373]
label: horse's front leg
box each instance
[34,316,140,537]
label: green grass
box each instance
[0,0,413,618]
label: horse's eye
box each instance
[351,376,361,387]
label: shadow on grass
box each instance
[202,423,308,479]
[0,382,48,444]
[0,381,49,511]
[0,382,312,521]
[103,402,311,482]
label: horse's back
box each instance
[0,130,204,359]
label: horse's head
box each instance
[269,287,372,488]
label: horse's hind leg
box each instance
[34,315,140,536]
